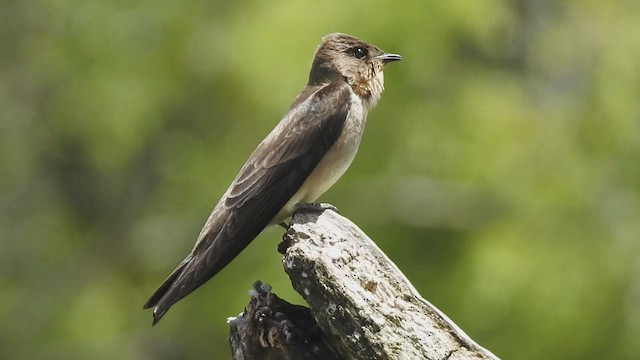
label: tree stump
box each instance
[229,210,500,360]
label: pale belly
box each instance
[271,96,367,224]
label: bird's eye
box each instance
[351,47,368,59]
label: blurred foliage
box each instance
[1,0,639,359]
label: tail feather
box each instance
[143,206,271,325]
[143,255,192,323]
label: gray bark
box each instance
[229,209,500,360]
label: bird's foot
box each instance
[294,202,339,214]
[277,221,290,230]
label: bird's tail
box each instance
[143,254,192,325]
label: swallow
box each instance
[144,33,401,324]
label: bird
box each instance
[143,33,401,325]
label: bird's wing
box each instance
[147,81,351,323]
[225,82,350,208]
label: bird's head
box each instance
[308,33,401,107]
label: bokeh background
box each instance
[2,0,639,359]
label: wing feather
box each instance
[148,81,352,323]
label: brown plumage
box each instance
[143,33,401,325]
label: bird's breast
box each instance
[273,91,368,223]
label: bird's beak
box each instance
[374,53,402,63]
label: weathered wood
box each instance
[228,281,342,360]
[229,209,500,360]
[281,210,500,360]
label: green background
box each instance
[2,0,639,359]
